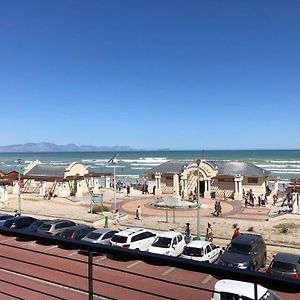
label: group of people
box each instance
[243,189,268,207]
[184,222,214,243]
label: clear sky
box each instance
[1,0,299,150]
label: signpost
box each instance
[90,193,103,214]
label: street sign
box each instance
[92,194,103,204]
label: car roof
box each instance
[91,228,117,234]
[186,240,211,248]
[231,233,262,244]
[214,279,267,298]
[273,252,300,264]
[5,216,34,221]
[44,219,74,225]
[116,227,150,237]
[156,231,182,238]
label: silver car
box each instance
[81,228,119,244]
[37,219,76,236]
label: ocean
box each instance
[0,150,300,181]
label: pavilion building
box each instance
[147,160,270,200]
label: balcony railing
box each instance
[0,227,299,299]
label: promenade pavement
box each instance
[1,189,299,250]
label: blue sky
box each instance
[0,0,300,150]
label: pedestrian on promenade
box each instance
[273,193,278,206]
[206,223,213,242]
[184,223,191,243]
[135,205,142,220]
[232,226,241,240]
[114,209,120,225]
[126,185,130,197]
[212,201,218,216]
[217,201,222,216]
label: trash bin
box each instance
[211,192,216,199]
[193,236,201,241]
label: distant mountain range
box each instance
[0,142,135,152]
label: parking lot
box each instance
[0,234,299,300]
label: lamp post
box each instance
[108,154,119,212]
[17,158,22,216]
[196,159,201,238]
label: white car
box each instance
[211,279,281,300]
[110,228,156,251]
[147,231,186,257]
[181,240,222,263]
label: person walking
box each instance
[206,223,213,242]
[184,223,191,243]
[232,226,241,240]
[217,201,222,216]
[135,205,142,220]
[114,209,120,225]
[212,201,218,216]
[126,185,130,197]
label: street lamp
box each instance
[17,158,22,216]
[196,159,202,238]
[108,154,119,212]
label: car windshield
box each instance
[227,243,251,254]
[151,237,172,248]
[111,235,128,244]
[271,261,297,272]
[27,221,43,231]
[86,232,102,240]
[182,246,204,257]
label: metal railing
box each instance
[0,227,299,299]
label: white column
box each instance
[58,183,63,197]
[62,183,68,197]
[13,181,19,194]
[204,179,211,198]
[76,180,83,197]
[105,176,110,188]
[0,186,4,203]
[3,186,8,204]
[292,193,299,214]
[181,173,188,198]
[94,178,100,193]
[155,172,162,196]
[39,182,45,196]
[234,175,243,200]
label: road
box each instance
[0,235,298,300]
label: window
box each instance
[211,243,217,250]
[248,177,258,184]
[103,231,116,239]
[144,231,155,239]
[173,237,178,245]
[206,245,212,254]
[177,235,183,243]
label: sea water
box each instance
[0,150,300,181]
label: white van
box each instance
[211,279,281,300]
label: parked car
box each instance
[211,279,281,300]
[37,219,76,236]
[58,224,95,240]
[16,219,50,241]
[110,228,156,251]
[147,231,185,257]
[267,252,300,280]
[0,216,37,231]
[0,213,15,227]
[82,228,119,245]
[218,234,266,271]
[181,240,222,263]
